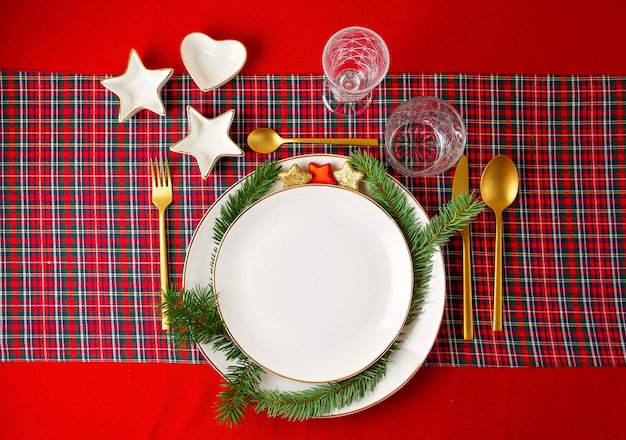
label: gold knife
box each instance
[452,155,473,340]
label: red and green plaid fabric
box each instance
[1,72,625,366]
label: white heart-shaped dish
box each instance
[181,32,247,91]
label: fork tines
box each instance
[150,157,171,187]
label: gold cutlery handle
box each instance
[493,211,503,331]
[461,227,473,340]
[291,137,378,146]
[158,211,170,330]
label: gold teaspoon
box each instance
[480,155,519,331]
[247,127,378,154]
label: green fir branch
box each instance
[350,150,484,323]
[170,161,282,427]
[161,285,225,348]
[350,150,430,321]
[212,161,282,244]
[215,361,265,428]
[420,192,485,249]
[209,160,283,426]
[252,341,398,421]
[162,285,248,362]
[349,150,419,242]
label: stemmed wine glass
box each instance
[322,26,390,117]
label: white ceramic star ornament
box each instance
[101,49,173,122]
[170,106,244,179]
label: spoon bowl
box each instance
[247,127,378,154]
[480,155,519,331]
[481,156,519,212]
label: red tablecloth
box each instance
[2,1,626,439]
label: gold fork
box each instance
[150,157,173,330]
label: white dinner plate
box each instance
[183,154,445,416]
[214,185,414,383]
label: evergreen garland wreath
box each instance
[163,151,484,426]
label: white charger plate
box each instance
[183,154,445,416]
[214,185,413,383]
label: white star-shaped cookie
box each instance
[170,106,244,179]
[101,49,173,122]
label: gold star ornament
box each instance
[333,161,365,190]
[278,164,313,188]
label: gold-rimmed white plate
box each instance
[183,154,445,416]
[214,184,413,383]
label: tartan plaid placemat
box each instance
[1,72,624,366]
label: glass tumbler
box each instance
[322,26,390,117]
[384,96,466,176]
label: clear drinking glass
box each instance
[322,26,390,117]
[385,96,466,176]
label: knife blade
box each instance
[452,155,473,340]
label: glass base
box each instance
[322,80,373,118]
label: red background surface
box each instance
[2,1,625,438]
[1,0,625,75]
[3,363,624,439]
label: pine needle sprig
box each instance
[349,150,429,319]
[252,341,399,421]
[349,150,419,242]
[161,294,255,422]
[213,161,282,244]
[162,285,225,348]
[186,161,282,427]
[420,192,485,250]
[215,361,265,428]
[349,150,484,324]
[165,160,284,350]
[162,284,250,362]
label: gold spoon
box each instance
[480,155,519,331]
[247,127,378,154]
